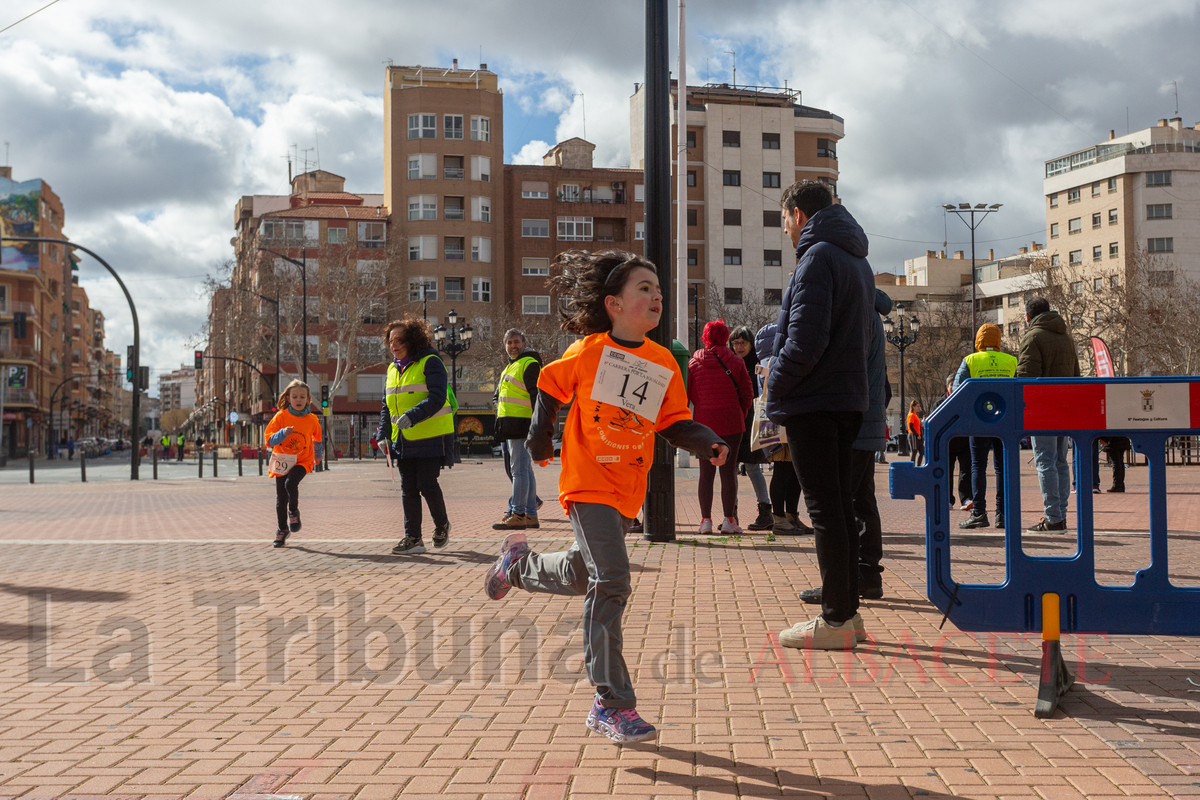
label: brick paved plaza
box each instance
[2,454,1200,799]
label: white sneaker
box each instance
[699,518,713,534]
[779,615,858,650]
[719,517,742,534]
[849,612,867,643]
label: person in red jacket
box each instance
[688,320,753,533]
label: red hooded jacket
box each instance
[687,345,753,436]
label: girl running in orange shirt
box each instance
[484,250,728,744]
[264,379,323,547]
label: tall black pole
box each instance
[898,343,906,457]
[970,210,977,335]
[275,290,281,397]
[643,0,675,542]
[301,252,308,383]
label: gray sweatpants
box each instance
[508,501,635,709]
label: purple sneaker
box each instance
[586,698,657,743]
[485,533,531,600]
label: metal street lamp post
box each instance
[433,309,473,396]
[942,203,1002,334]
[883,301,920,456]
[225,285,281,398]
[258,246,307,383]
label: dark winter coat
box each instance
[687,345,753,437]
[853,289,894,453]
[378,345,455,462]
[1016,311,1081,379]
[493,348,541,441]
[765,204,875,423]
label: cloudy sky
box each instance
[3,0,1198,393]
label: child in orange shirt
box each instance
[264,379,324,547]
[484,250,728,744]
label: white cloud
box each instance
[510,141,552,166]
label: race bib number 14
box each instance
[590,345,674,422]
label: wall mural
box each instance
[0,177,41,271]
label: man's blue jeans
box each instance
[1032,435,1071,524]
[505,439,538,517]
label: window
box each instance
[1106,178,1117,193]
[356,260,384,286]
[687,208,697,227]
[327,226,347,244]
[472,276,492,303]
[686,170,696,187]
[408,277,437,302]
[559,183,580,202]
[440,155,465,181]
[1093,277,1104,292]
[407,153,436,180]
[522,258,550,276]
[686,130,696,148]
[1050,222,1059,239]
[522,219,549,237]
[724,287,743,304]
[443,114,463,139]
[471,196,491,223]
[687,248,697,266]
[1092,212,1102,229]
[1109,208,1118,225]
[1067,187,1080,203]
[1147,204,1172,219]
[408,195,437,221]
[358,222,385,248]
[1109,242,1119,258]
[762,132,780,149]
[444,236,466,261]
[557,216,593,241]
[521,180,549,199]
[1069,250,1082,265]
[723,248,742,265]
[1068,217,1081,234]
[1051,254,1060,267]
[817,176,837,197]
[470,116,490,142]
[723,209,741,226]
[358,299,385,325]
[1009,322,1020,337]
[1148,237,1174,253]
[722,130,740,147]
[764,288,782,305]
[1094,310,1104,322]
[50,314,58,331]
[1092,245,1102,262]
[1110,274,1120,289]
[444,277,466,302]
[1146,171,1171,186]
[471,155,491,182]
[408,113,436,139]
[1070,313,1082,327]
[408,235,436,261]
[817,138,837,158]
[1070,281,1083,295]
[328,303,349,322]
[471,236,491,263]
[764,249,782,266]
[722,170,741,186]
[523,295,551,315]
[1091,182,1101,197]
[763,210,781,228]
[444,196,465,220]
[1049,193,1058,208]
[763,172,781,189]
[1149,270,1175,286]
[634,221,645,241]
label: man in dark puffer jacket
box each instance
[767,180,875,651]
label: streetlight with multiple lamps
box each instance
[882,301,920,456]
[432,309,473,396]
[942,203,1002,334]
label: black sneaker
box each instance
[433,522,451,549]
[1027,517,1067,533]
[958,513,990,529]
[391,536,426,555]
[628,518,643,534]
[273,529,289,548]
[800,586,883,603]
[288,512,302,533]
[994,512,1005,530]
[1108,486,1125,493]
[799,587,822,604]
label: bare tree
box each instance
[902,289,976,414]
[704,285,780,348]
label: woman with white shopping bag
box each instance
[752,323,812,534]
[264,380,324,547]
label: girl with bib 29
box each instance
[265,379,323,547]
[484,250,728,744]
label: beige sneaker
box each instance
[492,514,529,531]
[523,515,540,529]
[779,615,858,650]
[849,612,866,643]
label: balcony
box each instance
[444,208,465,221]
[0,300,35,316]
[445,290,466,302]
[557,192,626,205]
[444,249,465,261]
[0,344,38,360]
[444,168,465,180]
[4,389,36,405]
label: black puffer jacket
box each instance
[852,289,893,452]
[765,204,875,423]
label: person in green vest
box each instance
[160,433,171,460]
[954,323,1018,530]
[378,317,454,555]
[176,432,185,461]
[492,329,542,531]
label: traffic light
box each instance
[126,365,134,383]
[194,350,203,370]
[126,345,134,383]
[13,312,26,339]
[138,366,150,391]
[320,384,329,409]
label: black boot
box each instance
[747,502,774,531]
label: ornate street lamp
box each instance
[433,309,473,396]
[883,301,920,456]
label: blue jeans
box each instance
[969,437,1003,515]
[1032,436,1071,524]
[505,439,538,516]
[744,462,770,505]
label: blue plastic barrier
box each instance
[890,377,1200,715]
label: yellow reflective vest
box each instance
[496,356,536,419]
[385,355,454,442]
[964,349,1018,379]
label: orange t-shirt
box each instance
[907,412,922,437]
[264,408,323,476]
[539,332,692,519]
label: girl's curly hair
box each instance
[547,249,657,335]
[383,316,433,354]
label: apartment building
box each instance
[158,365,196,413]
[503,138,645,317]
[1044,117,1200,289]
[630,81,843,330]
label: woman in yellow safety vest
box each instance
[378,317,455,556]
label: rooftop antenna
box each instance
[301,147,314,177]
[3,141,8,166]
[1170,80,1179,116]
[282,152,292,184]
[725,49,735,87]
[577,91,586,140]
[314,130,321,170]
